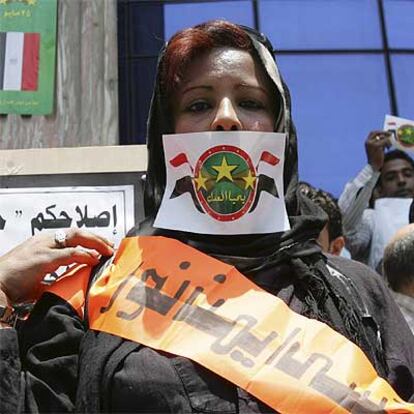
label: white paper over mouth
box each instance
[154,131,290,235]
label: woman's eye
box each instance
[187,101,210,113]
[239,100,265,110]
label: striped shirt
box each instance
[338,164,380,266]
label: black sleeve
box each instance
[367,275,414,400]
[328,255,414,401]
[0,328,21,413]
[0,292,85,413]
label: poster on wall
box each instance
[0,0,57,115]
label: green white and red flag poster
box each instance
[0,0,57,115]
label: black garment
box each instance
[1,255,414,413]
[0,294,84,413]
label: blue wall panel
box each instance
[392,55,414,120]
[129,2,165,55]
[164,1,254,40]
[277,54,390,196]
[384,0,414,48]
[260,0,381,50]
[129,58,159,142]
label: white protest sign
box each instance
[384,115,414,153]
[0,185,135,257]
[369,197,412,269]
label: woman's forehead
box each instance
[178,47,272,90]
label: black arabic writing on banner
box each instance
[98,261,389,413]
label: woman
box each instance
[2,20,414,413]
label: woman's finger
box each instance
[42,246,101,273]
[57,228,114,256]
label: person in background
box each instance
[338,131,414,268]
[383,223,414,334]
[299,182,344,256]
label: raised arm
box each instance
[338,131,391,258]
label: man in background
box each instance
[339,130,414,269]
[383,224,414,333]
[299,182,345,256]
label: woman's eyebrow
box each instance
[237,83,268,94]
[181,85,213,95]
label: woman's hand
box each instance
[0,229,114,304]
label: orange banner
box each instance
[43,263,90,319]
[48,236,414,413]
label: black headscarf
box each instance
[129,21,387,376]
[138,22,320,260]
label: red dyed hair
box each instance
[161,20,252,96]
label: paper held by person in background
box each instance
[369,197,413,270]
[384,115,414,153]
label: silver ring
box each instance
[54,230,67,248]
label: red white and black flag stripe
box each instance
[0,32,40,91]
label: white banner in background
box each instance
[369,197,412,269]
[0,185,135,257]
